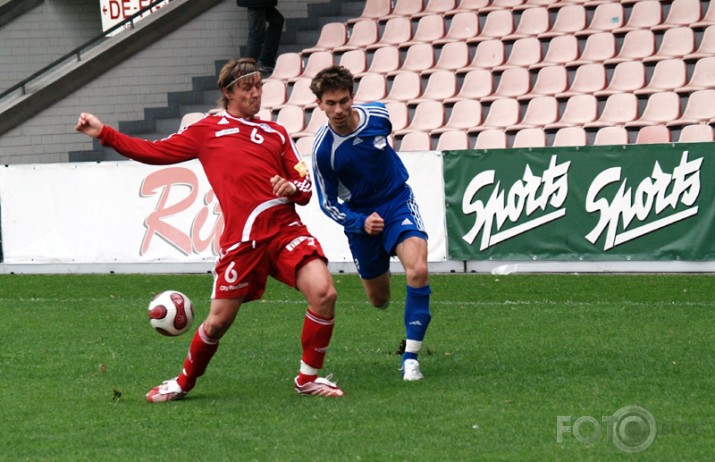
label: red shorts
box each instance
[211,224,327,302]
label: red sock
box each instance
[177,323,219,392]
[298,310,334,384]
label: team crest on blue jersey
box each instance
[373,136,387,150]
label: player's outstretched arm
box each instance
[75,112,104,138]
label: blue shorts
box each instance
[346,185,427,280]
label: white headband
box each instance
[226,71,260,89]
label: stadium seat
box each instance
[339,49,368,77]
[584,92,639,128]
[473,98,521,132]
[294,51,333,82]
[484,0,526,10]
[385,0,424,19]
[303,23,347,54]
[423,41,470,75]
[482,67,531,102]
[336,20,379,52]
[444,69,493,103]
[256,108,273,121]
[677,57,715,93]
[368,17,413,50]
[545,94,598,129]
[365,46,401,75]
[531,35,579,69]
[435,130,470,150]
[353,73,388,103]
[432,99,483,134]
[604,29,656,65]
[383,71,423,104]
[294,109,327,138]
[643,27,695,62]
[539,5,587,38]
[576,2,624,36]
[513,128,547,148]
[594,61,646,97]
[684,26,715,60]
[552,126,588,146]
[395,100,445,136]
[519,65,568,100]
[385,102,410,132]
[275,105,305,133]
[615,0,663,33]
[678,124,715,142]
[634,59,687,95]
[508,96,559,130]
[388,43,434,76]
[416,0,458,17]
[635,125,672,144]
[454,0,491,12]
[459,40,506,72]
[515,0,559,8]
[412,70,458,104]
[693,0,715,27]
[593,126,629,145]
[568,32,616,65]
[402,14,446,47]
[652,0,702,30]
[469,9,515,42]
[398,131,433,151]
[495,36,543,70]
[434,12,479,45]
[556,63,607,97]
[294,135,315,156]
[269,53,303,81]
[625,91,681,127]
[279,78,317,109]
[179,112,204,131]
[260,79,287,110]
[504,7,551,39]
[348,0,392,23]
[666,90,715,126]
[474,129,508,149]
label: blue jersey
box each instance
[312,102,410,234]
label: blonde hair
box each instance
[216,58,261,108]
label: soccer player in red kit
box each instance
[75,58,344,400]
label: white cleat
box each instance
[146,377,187,403]
[402,359,424,381]
[294,374,345,397]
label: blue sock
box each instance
[403,284,431,362]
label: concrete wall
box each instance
[0,0,332,164]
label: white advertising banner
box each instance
[99,0,170,35]
[0,153,447,266]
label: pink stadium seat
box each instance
[383,71,423,104]
[336,20,379,52]
[469,10,515,42]
[454,0,491,12]
[275,105,305,133]
[436,130,471,150]
[486,0,526,10]
[684,26,715,60]
[385,0,424,18]
[339,49,368,77]
[303,23,347,54]
[269,53,302,81]
[519,65,568,100]
[353,73,388,103]
[388,43,434,76]
[678,124,715,142]
[553,126,588,146]
[416,0,458,17]
[434,12,480,45]
[473,98,521,132]
[280,78,318,109]
[460,40,506,72]
[667,90,715,126]
[643,27,696,62]
[179,112,204,131]
[260,79,287,110]
[605,29,656,65]
[653,0,702,30]
[444,69,493,103]
[625,91,681,128]
[402,14,446,47]
[505,7,551,39]
[513,128,547,148]
[424,41,471,75]
[509,96,559,130]
[495,36,543,70]
[556,63,607,97]
[256,108,273,121]
[395,100,446,136]
[433,99,483,134]
[576,2,624,36]
[545,94,598,129]
[294,51,333,82]
[585,92,639,128]
[348,0,392,23]
[568,32,616,65]
[367,17,413,50]
[412,70,458,103]
[482,67,531,102]
[474,129,508,149]
[635,59,687,96]
[365,46,401,75]
[539,5,587,38]
[385,102,410,132]
[516,0,559,8]
[693,0,715,27]
[593,126,629,145]
[635,125,672,144]
[294,109,327,138]
[398,131,433,151]
[615,0,663,33]
[677,57,715,93]
[531,35,579,69]
[295,135,316,155]
[594,61,646,97]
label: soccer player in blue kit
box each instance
[309,65,432,381]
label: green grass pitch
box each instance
[0,273,714,461]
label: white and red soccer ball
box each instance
[148,290,194,336]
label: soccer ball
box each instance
[148,290,195,336]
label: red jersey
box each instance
[98,110,312,251]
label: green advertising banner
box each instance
[444,143,715,261]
